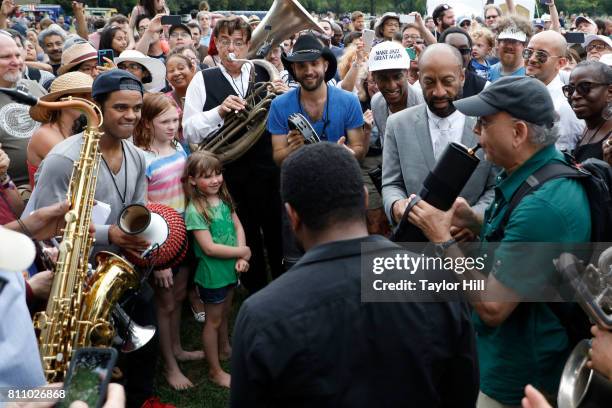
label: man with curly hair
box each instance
[488,16,533,82]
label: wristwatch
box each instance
[0,173,10,189]
[434,238,457,257]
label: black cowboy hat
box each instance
[281,33,337,83]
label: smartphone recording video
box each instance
[58,348,118,408]
[97,49,114,66]
[363,29,375,53]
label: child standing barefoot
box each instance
[183,151,250,388]
[133,93,203,390]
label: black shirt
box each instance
[463,70,487,98]
[230,235,479,407]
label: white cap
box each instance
[498,25,527,42]
[575,16,595,27]
[0,227,35,272]
[541,13,551,22]
[582,34,612,50]
[368,41,411,72]
[600,54,612,66]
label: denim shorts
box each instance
[196,283,236,304]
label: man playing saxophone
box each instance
[183,16,287,294]
[26,70,149,255]
[25,70,156,407]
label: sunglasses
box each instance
[457,47,472,55]
[522,48,562,64]
[562,82,609,98]
[586,43,610,53]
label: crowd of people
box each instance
[0,0,612,407]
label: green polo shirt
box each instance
[474,145,591,405]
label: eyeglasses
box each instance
[403,34,421,40]
[457,47,472,55]
[586,43,611,53]
[475,117,519,130]
[170,32,192,39]
[522,48,562,64]
[138,26,162,34]
[118,62,144,71]
[562,82,609,98]
[78,63,99,73]
[217,38,246,48]
[485,14,499,20]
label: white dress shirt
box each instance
[547,74,585,152]
[182,62,252,144]
[426,106,466,160]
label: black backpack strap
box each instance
[486,161,586,242]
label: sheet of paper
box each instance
[92,200,112,225]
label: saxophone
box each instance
[30,96,140,382]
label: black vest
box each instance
[202,65,276,178]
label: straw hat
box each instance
[57,42,98,75]
[29,71,93,123]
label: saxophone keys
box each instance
[59,240,73,252]
[64,210,77,223]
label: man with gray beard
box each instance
[0,32,45,188]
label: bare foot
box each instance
[164,368,194,390]
[219,346,232,361]
[175,349,205,361]
[209,369,231,388]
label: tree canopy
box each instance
[52,0,610,20]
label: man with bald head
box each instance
[382,43,496,237]
[439,27,487,98]
[525,30,585,151]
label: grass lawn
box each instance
[153,287,249,408]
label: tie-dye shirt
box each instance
[143,144,188,213]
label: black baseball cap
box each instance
[432,4,452,22]
[169,23,192,36]
[92,69,144,99]
[453,76,556,127]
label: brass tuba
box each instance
[247,0,324,59]
[25,95,141,382]
[199,56,280,163]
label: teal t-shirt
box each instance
[185,201,238,289]
[475,145,591,404]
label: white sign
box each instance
[426,0,536,20]
[373,48,403,62]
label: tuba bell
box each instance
[198,55,280,163]
[558,339,612,408]
[247,0,324,59]
[555,247,612,407]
